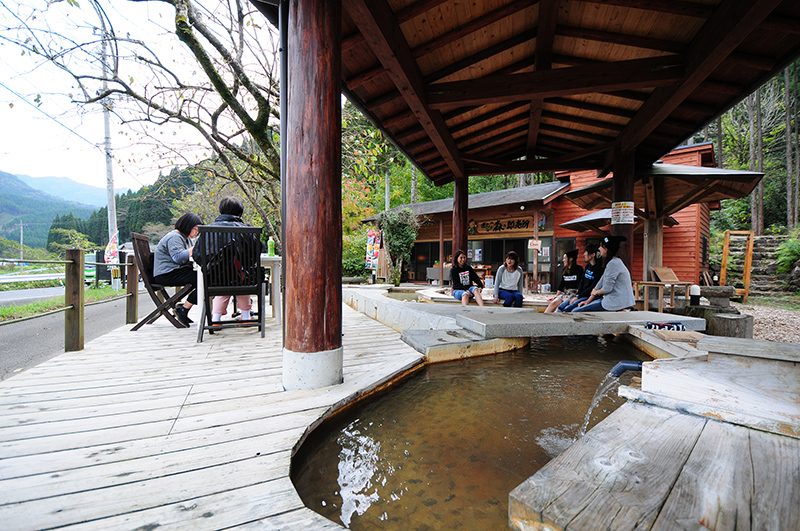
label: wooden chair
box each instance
[130,232,192,330]
[194,225,266,342]
[635,266,692,311]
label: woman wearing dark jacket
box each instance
[573,235,635,312]
[450,250,484,306]
[544,249,583,313]
[558,243,603,312]
[207,197,255,323]
[153,212,203,326]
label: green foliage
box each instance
[342,233,368,277]
[46,228,97,256]
[0,236,57,261]
[377,208,419,286]
[710,198,751,232]
[776,238,800,274]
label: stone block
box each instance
[707,313,753,338]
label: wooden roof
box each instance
[258,0,800,186]
[364,179,568,220]
[559,208,678,233]
[564,163,763,218]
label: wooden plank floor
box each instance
[510,402,800,530]
[0,305,423,529]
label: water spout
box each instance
[577,360,643,438]
[609,360,643,377]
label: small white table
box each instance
[194,253,282,327]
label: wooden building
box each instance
[403,143,742,288]
[251,0,800,388]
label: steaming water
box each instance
[291,336,645,530]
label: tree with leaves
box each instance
[2,0,282,241]
[377,208,419,286]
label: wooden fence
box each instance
[0,249,139,352]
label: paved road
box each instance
[0,294,155,381]
[0,286,65,306]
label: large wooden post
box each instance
[452,176,468,254]
[64,249,84,352]
[282,0,343,390]
[612,149,636,270]
[126,253,138,324]
[438,218,444,285]
[643,217,663,280]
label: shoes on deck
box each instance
[175,305,193,326]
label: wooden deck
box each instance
[0,305,422,529]
[510,401,800,530]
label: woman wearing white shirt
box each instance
[493,251,524,307]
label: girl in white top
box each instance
[493,251,525,307]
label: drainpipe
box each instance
[610,360,643,377]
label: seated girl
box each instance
[558,243,603,312]
[544,249,582,313]
[450,250,484,306]
[573,235,635,312]
[492,251,524,307]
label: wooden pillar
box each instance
[643,218,663,281]
[612,148,636,270]
[64,249,84,352]
[438,218,444,285]
[533,207,540,292]
[126,254,138,324]
[452,176,468,254]
[282,0,343,390]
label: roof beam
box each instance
[345,0,465,179]
[527,0,560,158]
[616,0,784,154]
[465,156,602,175]
[411,0,537,59]
[575,0,713,18]
[428,55,684,109]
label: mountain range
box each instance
[0,171,96,249]
[16,174,129,207]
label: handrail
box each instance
[0,250,139,352]
[0,258,72,265]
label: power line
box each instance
[0,79,147,189]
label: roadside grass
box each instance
[745,293,800,311]
[0,286,126,322]
[0,279,64,292]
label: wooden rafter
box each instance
[616,0,784,154]
[575,0,713,18]
[411,0,537,59]
[527,0,560,158]
[428,55,684,109]
[345,0,465,178]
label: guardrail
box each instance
[0,249,139,351]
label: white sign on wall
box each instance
[528,239,542,250]
[611,201,635,224]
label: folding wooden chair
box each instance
[194,225,266,342]
[130,232,192,330]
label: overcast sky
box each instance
[0,1,220,191]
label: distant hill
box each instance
[0,171,95,249]
[15,174,129,207]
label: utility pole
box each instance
[99,14,117,255]
[19,222,23,261]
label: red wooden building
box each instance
[406,143,749,288]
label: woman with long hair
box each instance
[492,250,524,307]
[544,248,582,313]
[449,250,484,306]
[573,235,634,312]
[558,243,603,312]
[153,212,203,326]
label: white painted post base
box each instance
[282,346,344,390]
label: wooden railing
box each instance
[0,249,139,352]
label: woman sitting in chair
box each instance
[208,196,256,324]
[153,212,203,326]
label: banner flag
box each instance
[104,231,119,264]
